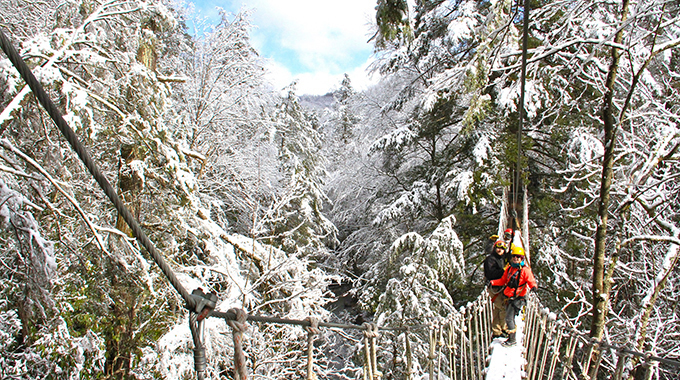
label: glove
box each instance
[489,234,499,241]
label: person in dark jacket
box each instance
[484,239,509,338]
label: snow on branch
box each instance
[0,139,108,253]
[370,126,416,153]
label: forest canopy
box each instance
[0,0,679,379]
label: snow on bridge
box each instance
[485,314,526,380]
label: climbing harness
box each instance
[491,264,523,303]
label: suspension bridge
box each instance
[2,9,680,380]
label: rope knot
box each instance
[227,308,248,380]
[304,316,321,336]
[362,322,378,338]
[304,316,320,380]
[227,308,248,333]
[643,351,653,363]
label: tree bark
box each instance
[590,0,630,341]
[115,144,143,236]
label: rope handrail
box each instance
[210,310,428,332]
[529,295,680,368]
[523,294,680,380]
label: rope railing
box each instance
[522,295,680,380]
[206,290,493,379]
[404,290,494,380]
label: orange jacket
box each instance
[493,264,537,298]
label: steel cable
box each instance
[189,313,207,380]
[514,0,530,213]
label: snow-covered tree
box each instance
[168,9,278,237]
[257,86,338,258]
[0,1,342,379]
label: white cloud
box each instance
[262,60,293,92]
[263,57,380,96]
[345,58,380,92]
[240,0,378,94]
[191,0,381,95]
[246,1,374,43]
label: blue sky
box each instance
[186,0,381,95]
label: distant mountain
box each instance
[300,92,335,112]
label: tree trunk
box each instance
[104,266,139,380]
[107,144,145,379]
[590,0,630,340]
[115,144,143,236]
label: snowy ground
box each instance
[485,313,526,380]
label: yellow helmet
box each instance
[511,246,525,257]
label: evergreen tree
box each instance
[262,85,338,257]
[0,2,342,378]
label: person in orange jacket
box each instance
[495,245,537,346]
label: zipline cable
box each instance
[0,28,196,311]
[514,0,529,209]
